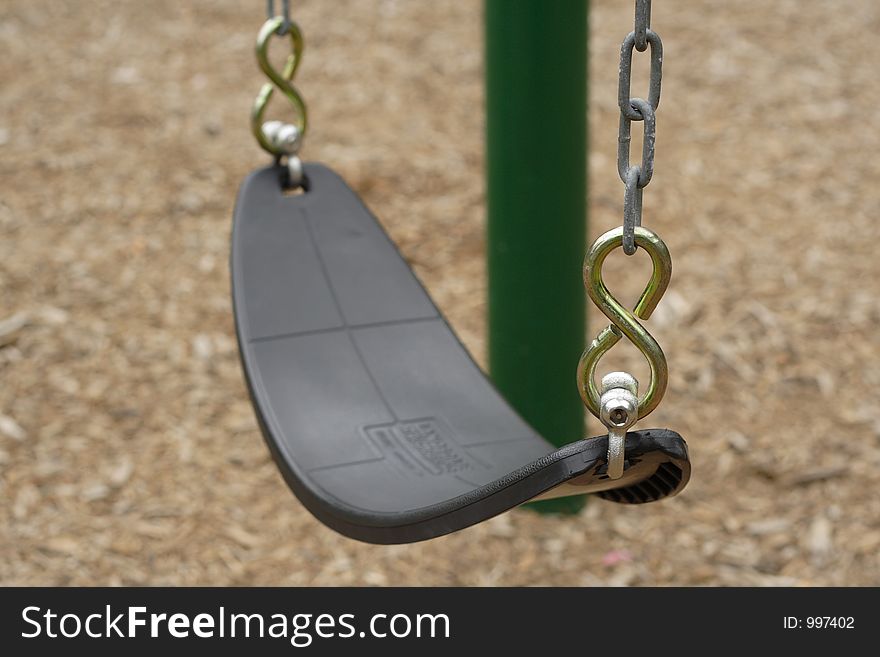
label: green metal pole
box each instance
[485,0,588,514]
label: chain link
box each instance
[617,1,663,255]
[617,98,655,187]
[634,0,652,52]
[267,0,292,35]
[623,168,642,256]
[618,31,662,121]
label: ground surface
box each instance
[2,0,880,585]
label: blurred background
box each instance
[2,0,879,585]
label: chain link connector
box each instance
[622,167,643,256]
[618,30,663,121]
[634,0,652,52]
[577,226,671,421]
[251,15,308,169]
[267,0,292,35]
[617,98,655,187]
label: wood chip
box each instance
[224,525,263,550]
[787,466,849,486]
[747,518,791,536]
[0,414,26,441]
[806,516,833,560]
[0,312,28,347]
[108,458,134,487]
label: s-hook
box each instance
[251,2,308,187]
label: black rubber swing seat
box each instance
[231,163,691,544]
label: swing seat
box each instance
[231,164,691,544]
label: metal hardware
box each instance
[617,98,655,188]
[618,30,662,122]
[634,0,652,52]
[251,15,308,165]
[578,225,671,421]
[576,0,672,464]
[618,97,655,254]
[266,0,292,35]
[599,372,639,479]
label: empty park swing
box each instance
[231,0,691,544]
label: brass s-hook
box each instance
[251,16,308,158]
[577,225,671,422]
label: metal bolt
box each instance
[262,120,302,156]
[598,372,639,480]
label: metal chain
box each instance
[267,0,292,35]
[617,0,662,255]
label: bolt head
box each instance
[262,121,302,155]
[275,123,302,154]
[599,388,638,429]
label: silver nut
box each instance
[261,121,303,155]
[600,371,638,396]
[275,123,302,154]
[261,120,284,141]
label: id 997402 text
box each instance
[783,617,855,629]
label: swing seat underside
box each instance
[231,164,690,544]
